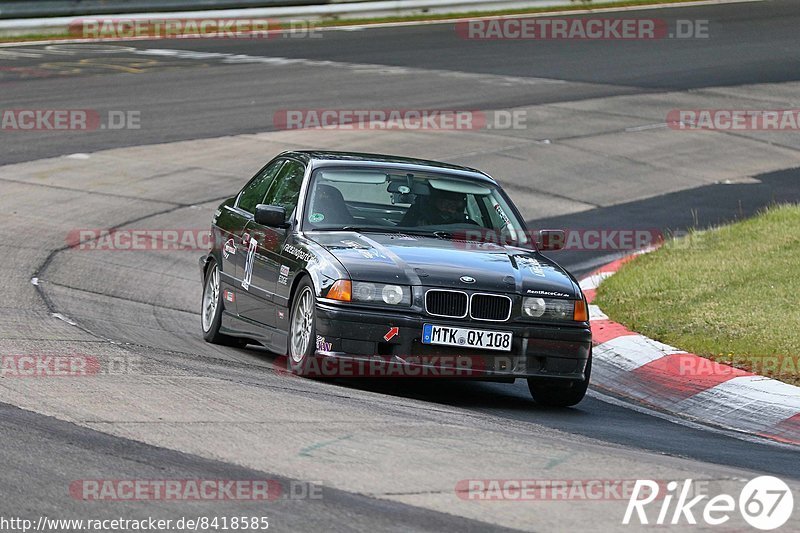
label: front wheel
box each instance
[288,278,317,375]
[527,356,591,407]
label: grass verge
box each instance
[0,0,715,43]
[595,204,800,386]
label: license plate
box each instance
[422,324,512,352]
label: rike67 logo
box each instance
[624,476,794,530]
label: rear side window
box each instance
[238,159,285,214]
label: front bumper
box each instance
[311,302,591,380]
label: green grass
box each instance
[595,204,800,386]
[0,0,709,43]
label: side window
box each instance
[237,159,285,214]
[264,160,306,217]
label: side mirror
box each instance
[254,204,289,228]
[537,229,565,251]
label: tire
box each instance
[527,355,591,407]
[287,278,317,376]
[201,259,247,347]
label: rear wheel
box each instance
[201,259,247,347]
[527,355,591,407]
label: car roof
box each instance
[282,150,496,183]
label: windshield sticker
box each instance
[309,213,325,223]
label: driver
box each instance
[401,188,468,226]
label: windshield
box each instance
[302,166,530,246]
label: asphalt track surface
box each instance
[1,1,799,531]
[3,0,800,164]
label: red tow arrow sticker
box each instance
[384,326,399,341]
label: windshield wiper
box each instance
[341,226,387,233]
[310,226,382,232]
[313,227,456,240]
[332,226,435,235]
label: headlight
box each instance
[351,281,411,306]
[523,297,587,321]
[522,297,546,317]
[353,282,376,301]
[382,284,405,305]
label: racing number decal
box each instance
[242,238,258,290]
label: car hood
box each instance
[307,231,580,298]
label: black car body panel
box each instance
[307,231,581,296]
[201,151,591,382]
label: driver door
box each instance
[238,158,306,327]
[230,158,286,315]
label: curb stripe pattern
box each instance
[583,250,800,446]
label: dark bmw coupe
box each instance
[200,151,592,406]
